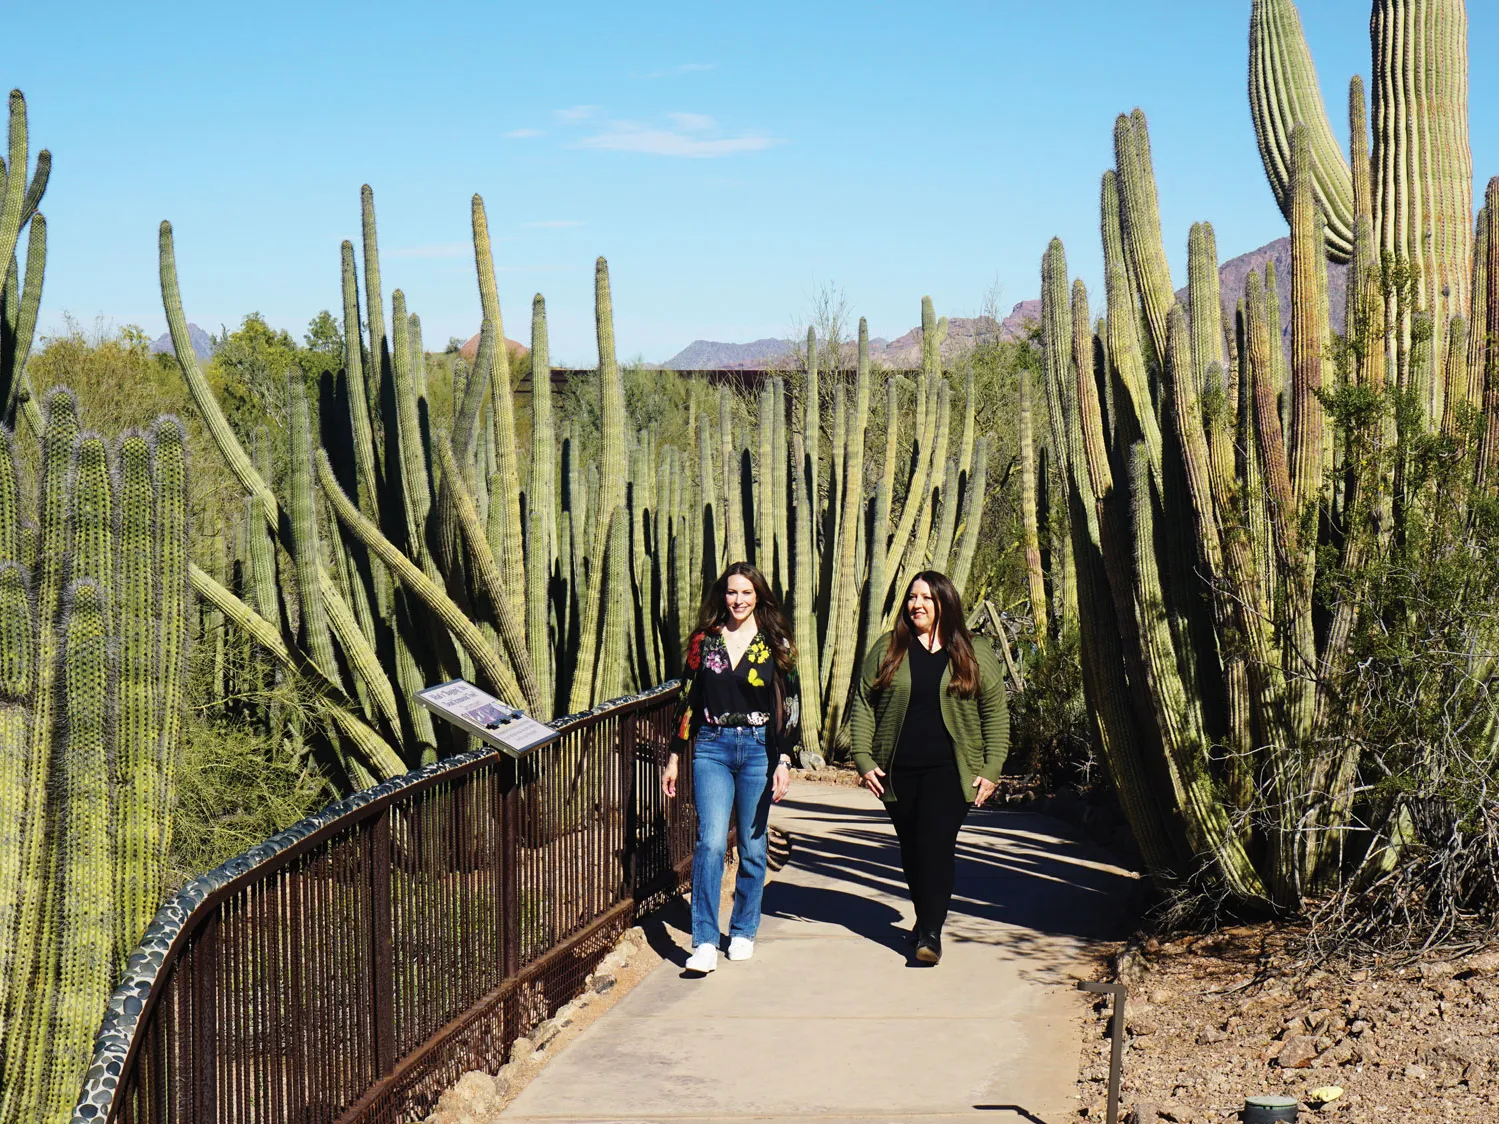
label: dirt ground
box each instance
[1074,926,1499,1122]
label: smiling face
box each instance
[724,573,757,625]
[906,579,938,637]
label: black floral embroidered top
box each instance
[671,627,802,766]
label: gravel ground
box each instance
[1074,925,1499,1122]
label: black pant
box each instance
[885,761,969,934]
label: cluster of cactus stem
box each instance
[162,177,1005,778]
[1250,0,1475,426]
[1043,71,1499,906]
[0,391,191,1124]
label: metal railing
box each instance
[73,682,690,1124]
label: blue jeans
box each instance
[690,725,771,948]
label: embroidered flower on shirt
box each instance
[746,635,771,666]
[685,632,704,671]
[702,637,730,674]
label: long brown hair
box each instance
[873,570,980,697]
[693,561,797,673]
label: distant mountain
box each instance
[149,323,214,361]
[663,337,797,370]
[1197,236,1349,358]
[659,238,1347,372]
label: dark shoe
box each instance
[914,928,942,964]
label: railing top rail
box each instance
[72,680,681,1124]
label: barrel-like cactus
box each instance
[0,391,192,1124]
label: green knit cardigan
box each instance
[847,632,1010,804]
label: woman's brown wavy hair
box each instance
[693,561,797,673]
[873,570,979,697]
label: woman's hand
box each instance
[771,762,790,803]
[972,776,997,807]
[662,753,679,798]
[860,765,886,798]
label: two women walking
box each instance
[665,563,1008,971]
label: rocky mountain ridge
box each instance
[660,238,1347,369]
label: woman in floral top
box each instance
[663,561,801,974]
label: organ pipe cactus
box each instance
[0,91,50,439]
[0,394,191,1124]
[1048,83,1499,907]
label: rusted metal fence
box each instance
[74,683,690,1124]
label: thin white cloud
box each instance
[578,119,778,158]
[524,220,583,228]
[388,242,471,259]
[667,112,715,132]
[503,128,545,138]
[554,105,598,122]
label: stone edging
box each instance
[71,680,681,1123]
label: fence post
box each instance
[620,710,639,901]
[500,758,521,978]
[191,910,219,1122]
[369,808,396,1078]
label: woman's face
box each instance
[906,580,938,635]
[724,573,757,624]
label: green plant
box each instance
[0,392,190,1124]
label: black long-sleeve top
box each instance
[670,627,802,768]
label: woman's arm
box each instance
[664,632,705,797]
[848,638,886,789]
[975,647,1011,780]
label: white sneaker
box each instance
[685,943,718,973]
[726,936,755,961]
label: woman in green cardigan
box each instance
[848,570,1009,964]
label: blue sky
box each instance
[12,1,1498,365]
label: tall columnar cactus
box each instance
[0,393,191,1124]
[1250,0,1474,414]
[0,91,50,439]
[1048,80,1499,908]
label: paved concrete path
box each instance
[502,783,1139,1124]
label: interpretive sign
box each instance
[416,679,561,757]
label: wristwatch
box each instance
[777,754,792,767]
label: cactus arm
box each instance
[159,222,279,529]
[46,580,115,1124]
[287,371,340,680]
[470,196,527,623]
[719,385,745,563]
[453,319,494,466]
[389,290,434,566]
[928,454,961,574]
[956,368,976,484]
[317,566,401,733]
[112,433,158,966]
[0,425,16,561]
[821,318,872,741]
[2,213,45,424]
[590,506,630,701]
[756,388,774,568]
[316,449,526,711]
[1101,172,1165,481]
[188,562,404,780]
[1482,184,1499,487]
[339,240,381,520]
[771,377,789,596]
[359,185,389,476]
[567,259,627,713]
[526,295,556,714]
[0,562,33,1052]
[951,435,988,596]
[1187,223,1226,395]
[789,433,823,765]
[1018,364,1047,644]
[883,298,941,575]
[0,93,33,310]
[1288,126,1326,512]
[432,435,541,713]
[1114,110,1177,367]
[152,418,190,854]
[802,327,820,561]
[1248,0,1355,260]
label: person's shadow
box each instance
[760,879,910,955]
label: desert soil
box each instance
[1074,926,1499,1122]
